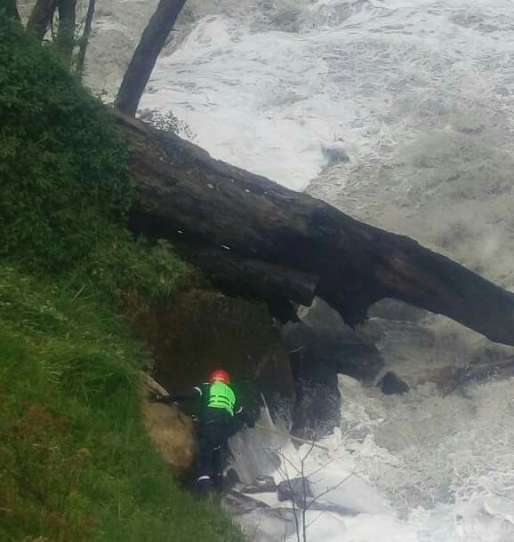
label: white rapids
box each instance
[80,0,514,539]
[228,373,514,541]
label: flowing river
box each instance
[86,1,514,539]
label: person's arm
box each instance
[233,397,255,427]
[150,385,202,404]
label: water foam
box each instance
[133,1,514,539]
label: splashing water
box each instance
[85,0,514,539]
[228,375,514,541]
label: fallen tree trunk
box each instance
[116,112,514,347]
[181,245,318,322]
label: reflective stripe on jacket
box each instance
[207,381,236,416]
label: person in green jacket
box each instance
[152,368,254,494]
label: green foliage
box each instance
[0,19,198,305]
[64,228,201,307]
[0,265,244,542]
[1,2,20,22]
[0,20,242,542]
[0,19,129,271]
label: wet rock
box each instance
[142,375,196,474]
[222,490,297,541]
[298,298,384,381]
[378,371,409,395]
[241,475,277,494]
[224,467,241,490]
[223,489,281,516]
[321,143,350,167]
[277,477,313,508]
[283,322,341,437]
[283,299,384,437]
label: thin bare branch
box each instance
[76,0,95,77]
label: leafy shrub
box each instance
[0,19,129,271]
[0,20,197,304]
[79,234,199,304]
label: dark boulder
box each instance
[281,299,384,437]
[277,477,313,508]
[241,475,277,494]
[299,299,384,381]
[378,371,410,395]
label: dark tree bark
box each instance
[55,0,77,65]
[76,0,95,78]
[26,0,56,40]
[114,112,514,348]
[115,0,187,116]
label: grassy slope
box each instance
[0,16,244,542]
[0,266,243,542]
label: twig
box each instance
[254,424,330,452]
[71,283,86,302]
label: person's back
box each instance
[198,377,238,421]
[151,368,253,494]
[193,369,248,493]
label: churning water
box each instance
[227,373,514,541]
[87,0,514,539]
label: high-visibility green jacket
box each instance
[204,381,236,415]
[171,381,244,422]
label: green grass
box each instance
[0,18,244,542]
[0,265,244,542]
[0,17,200,306]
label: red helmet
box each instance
[208,368,231,384]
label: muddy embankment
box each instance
[131,288,294,474]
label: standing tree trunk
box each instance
[26,0,56,40]
[55,0,77,65]
[76,0,95,78]
[115,0,187,116]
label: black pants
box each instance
[195,417,238,491]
